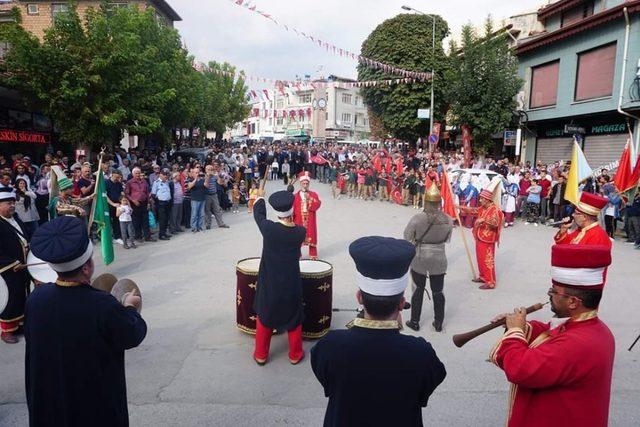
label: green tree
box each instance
[198,62,250,138]
[357,13,450,143]
[445,18,522,152]
[0,4,216,147]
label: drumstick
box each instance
[25,262,47,267]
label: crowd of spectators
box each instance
[1,138,638,251]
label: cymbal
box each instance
[111,278,142,313]
[91,273,118,293]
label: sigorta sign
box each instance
[0,129,50,144]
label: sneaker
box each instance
[534,223,539,227]
[219,224,230,229]
[123,243,130,249]
[114,239,124,245]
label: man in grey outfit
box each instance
[403,183,453,332]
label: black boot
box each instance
[408,285,425,330]
[432,290,445,332]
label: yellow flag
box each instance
[564,140,592,206]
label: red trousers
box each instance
[254,317,303,362]
[476,240,497,286]
[0,318,21,333]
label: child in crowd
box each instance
[248,181,259,214]
[524,179,542,225]
[239,180,248,206]
[231,183,240,213]
[116,196,136,249]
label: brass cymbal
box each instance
[91,273,118,293]
[111,278,142,313]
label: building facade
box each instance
[515,0,640,169]
[1,1,181,39]
[231,75,371,143]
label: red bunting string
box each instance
[224,0,432,82]
[197,64,417,90]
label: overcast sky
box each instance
[175,0,548,89]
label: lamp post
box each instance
[401,5,436,139]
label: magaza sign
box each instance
[0,129,50,144]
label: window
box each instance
[299,93,312,103]
[0,42,10,60]
[561,1,594,28]
[106,3,128,15]
[354,115,358,125]
[276,99,284,109]
[27,4,39,15]
[355,96,359,106]
[276,118,283,125]
[529,60,560,108]
[51,4,70,25]
[575,43,616,101]
[341,93,352,104]
[341,113,352,123]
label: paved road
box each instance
[2,180,639,426]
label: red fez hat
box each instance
[575,192,608,216]
[298,171,310,183]
[479,189,493,201]
[550,244,611,290]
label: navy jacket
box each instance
[25,283,147,427]
[311,322,446,427]
[252,198,306,329]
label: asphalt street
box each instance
[1,180,639,426]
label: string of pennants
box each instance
[196,65,418,91]
[249,107,313,119]
[225,0,432,82]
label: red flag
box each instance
[440,169,457,220]
[262,89,270,101]
[614,140,640,192]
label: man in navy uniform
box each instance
[0,187,30,344]
[252,190,307,365]
[25,216,147,427]
[311,236,446,426]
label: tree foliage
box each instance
[445,18,522,152]
[357,13,450,142]
[0,4,249,147]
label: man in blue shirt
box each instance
[151,170,172,240]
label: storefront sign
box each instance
[564,124,585,134]
[503,130,517,146]
[542,119,627,138]
[0,129,50,144]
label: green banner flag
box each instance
[94,168,114,265]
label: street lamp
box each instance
[402,5,436,139]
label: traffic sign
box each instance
[428,134,438,144]
[417,109,430,119]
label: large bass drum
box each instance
[27,251,57,286]
[235,258,333,339]
[0,275,8,314]
[300,259,333,339]
[236,257,260,335]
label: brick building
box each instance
[0,1,181,156]
[1,1,181,39]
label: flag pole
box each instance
[442,163,478,280]
[87,149,104,233]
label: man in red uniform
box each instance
[490,244,614,427]
[459,187,504,289]
[555,192,611,248]
[293,172,322,259]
